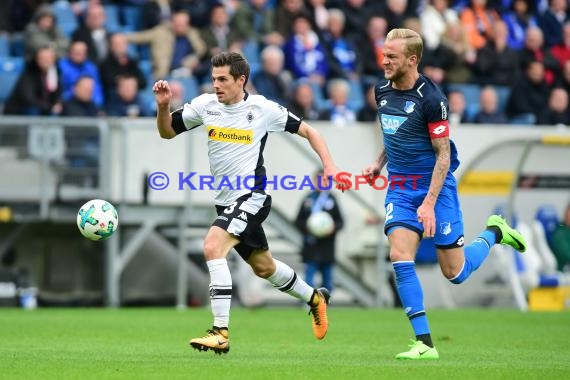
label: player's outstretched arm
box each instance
[153,80,177,139]
[296,121,342,189]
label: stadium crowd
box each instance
[0,0,569,125]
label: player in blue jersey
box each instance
[362,28,527,360]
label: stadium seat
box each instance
[0,35,10,57]
[447,83,480,105]
[509,113,536,125]
[535,205,560,243]
[347,79,364,113]
[103,5,122,33]
[52,0,79,37]
[241,40,260,66]
[531,205,560,274]
[177,77,199,100]
[122,6,142,31]
[494,86,511,114]
[137,44,151,61]
[0,57,24,103]
[138,60,153,81]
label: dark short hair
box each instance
[211,51,250,88]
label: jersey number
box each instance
[224,202,238,214]
[385,203,394,222]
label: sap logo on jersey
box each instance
[380,114,408,134]
[207,126,253,144]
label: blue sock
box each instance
[393,261,430,336]
[450,230,497,284]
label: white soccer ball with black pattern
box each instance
[307,211,334,238]
[76,199,119,241]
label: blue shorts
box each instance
[384,174,465,248]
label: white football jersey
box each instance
[179,93,300,206]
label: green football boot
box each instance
[487,215,527,253]
[395,340,440,360]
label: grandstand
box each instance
[0,0,569,310]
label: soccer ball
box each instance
[306,211,334,238]
[77,199,119,241]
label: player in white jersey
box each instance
[153,52,343,354]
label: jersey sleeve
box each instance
[264,98,301,134]
[424,93,450,139]
[175,94,208,133]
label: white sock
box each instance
[207,258,232,329]
[266,259,314,302]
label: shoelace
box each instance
[407,339,420,349]
[309,299,323,325]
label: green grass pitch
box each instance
[1,307,569,379]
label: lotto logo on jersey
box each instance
[207,126,253,144]
[380,114,407,134]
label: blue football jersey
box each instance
[375,75,460,176]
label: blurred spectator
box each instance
[538,0,569,47]
[251,45,291,105]
[383,0,412,30]
[321,78,357,126]
[105,75,151,117]
[11,0,52,33]
[0,0,13,32]
[71,3,109,63]
[306,0,330,35]
[503,0,539,50]
[421,0,459,50]
[174,0,212,29]
[126,10,206,80]
[200,4,242,63]
[437,22,475,84]
[4,46,62,116]
[24,4,69,60]
[357,16,388,86]
[288,81,327,121]
[141,0,172,30]
[357,85,379,122]
[169,79,185,111]
[283,14,328,86]
[99,33,146,99]
[230,0,282,46]
[294,170,344,293]
[321,9,359,80]
[340,0,377,42]
[448,90,469,124]
[460,0,501,50]
[59,40,104,108]
[473,86,508,124]
[557,60,570,94]
[506,60,550,124]
[551,21,570,68]
[274,0,308,40]
[520,26,559,85]
[473,20,521,86]
[61,76,100,116]
[538,87,570,125]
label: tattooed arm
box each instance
[417,136,451,237]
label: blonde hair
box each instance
[386,28,423,63]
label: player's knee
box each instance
[389,249,414,262]
[203,239,222,260]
